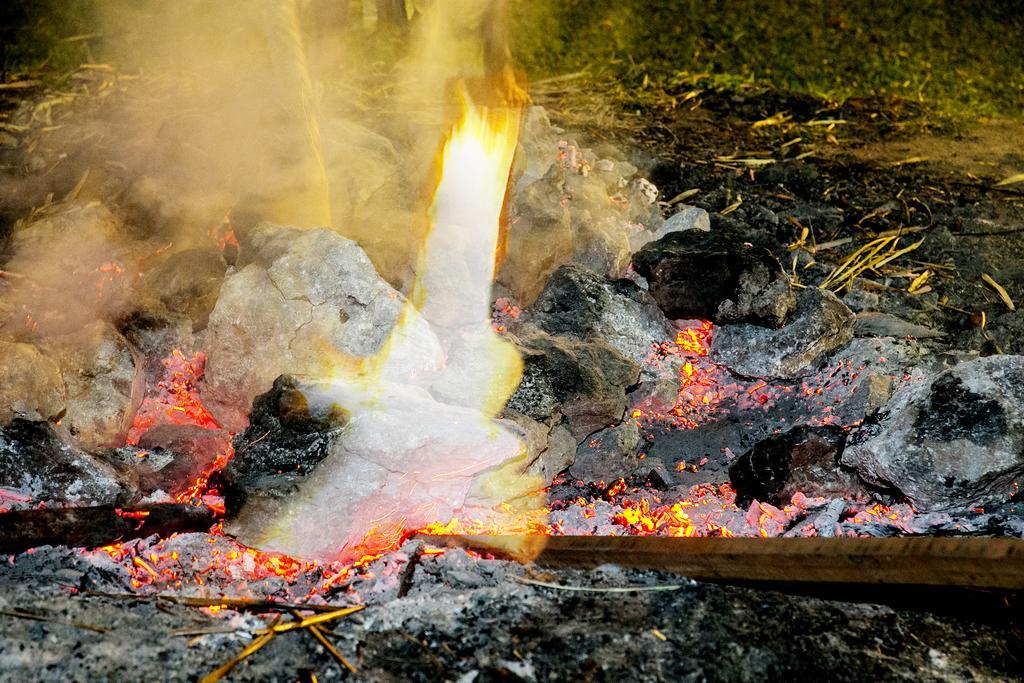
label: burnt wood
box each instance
[0,504,217,554]
[422,535,1024,590]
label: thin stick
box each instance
[84,591,340,614]
[511,576,686,593]
[290,609,357,674]
[0,607,110,634]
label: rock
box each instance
[711,287,854,379]
[0,341,66,424]
[854,312,945,339]
[0,419,131,508]
[500,176,575,304]
[715,259,797,326]
[843,288,881,313]
[202,224,441,430]
[842,355,1024,511]
[644,417,748,488]
[631,231,795,325]
[654,205,711,239]
[222,375,344,516]
[118,311,195,388]
[498,410,577,484]
[227,382,539,562]
[568,421,641,483]
[506,326,640,442]
[520,265,675,367]
[145,249,227,332]
[45,322,140,449]
[135,424,230,496]
[501,115,662,303]
[729,426,866,507]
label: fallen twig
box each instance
[0,607,110,634]
[84,591,341,614]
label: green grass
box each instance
[3,1,1023,120]
[510,0,1024,119]
[0,2,96,76]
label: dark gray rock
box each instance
[520,264,675,367]
[729,426,867,507]
[842,355,1024,511]
[568,421,641,483]
[711,287,854,379]
[0,420,132,508]
[716,258,798,326]
[631,230,795,326]
[222,375,345,516]
[507,326,640,442]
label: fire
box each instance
[127,350,221,445]
[227,94,538,563]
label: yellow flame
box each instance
[321,94,523,416]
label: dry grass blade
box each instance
[994,172,1024,187]
[667,188,700,205]
[907,270,932,294]
[820,236,925,291]
[982,273,1016,311]
[260,606,365,635]
[201,616,281,683]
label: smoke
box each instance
[0,0,517,369]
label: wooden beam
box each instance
[421,535,1024,590]
[0,504,217,555]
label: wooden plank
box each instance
[421,535,1024,590]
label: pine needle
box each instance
[259,605,365,635]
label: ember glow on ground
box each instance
[74,320,928,602]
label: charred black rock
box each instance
[507,326,640,442]
[729,425,866,507]
[631,230,795,326]
[0,419,133,508]
[568,421,641,483]
[520,264,675,367]
[221,375,345,516]
[843,355,1024,511]
[644,417,749,488]
[711,287,854,379]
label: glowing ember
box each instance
[127,350,221,445]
